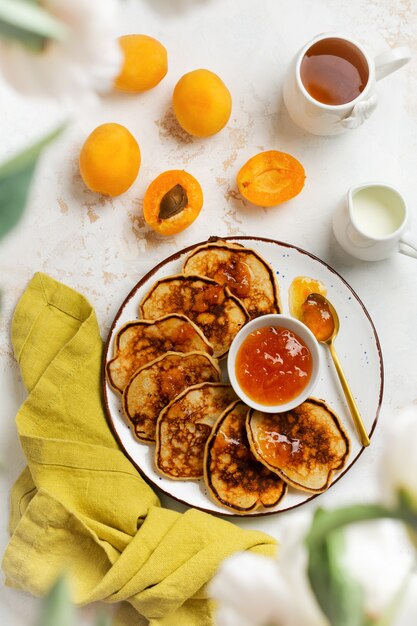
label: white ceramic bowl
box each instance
[227,314,321,413]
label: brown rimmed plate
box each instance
[102,237,383,517]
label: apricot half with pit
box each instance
[143,170,203,235]
[172,69,232,137]
[237,150,305,207]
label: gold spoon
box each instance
[302,293,370,448]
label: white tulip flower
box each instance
[209,552,291,626]
[0,0,122,103]
[209,514,328,626]
[343,519,414,621]
[383,404,417,512]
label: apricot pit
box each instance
[237,150,305,207]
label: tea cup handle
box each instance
[399,231,417,258]
[374,46,411,81]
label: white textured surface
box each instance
[1,0,417,624]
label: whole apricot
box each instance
[115,34,168,92]
[237,150,305,207]
[143,170,203,235]
[79,123,140,196]
[173,69,232,137]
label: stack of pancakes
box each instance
[106,239,350,514]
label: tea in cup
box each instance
[300,38,369,106]
[283,33,411,135]
[332,183,417,261]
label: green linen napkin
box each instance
[2,272,276,625]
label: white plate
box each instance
[102,237,383,517]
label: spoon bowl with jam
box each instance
[228,314,321,413]
[301,293,370,447]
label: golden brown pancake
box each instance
[139,275,249,359]
[155,382,237,480]
[246,399,350,493]
[123,351,221,443]
[107,314,213,393]
[204,401,287,513]
[183,240,281,319]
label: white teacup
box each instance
[283,33,411,136]
[332,183,417,261]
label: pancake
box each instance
[182,240,281,319]
[123,351,221,443]
[107,314,213,393]
[155,382,237,479]
[140,275,249,358]
[204,401,287,513]
[246,399,350,493]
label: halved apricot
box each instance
[237,150,305,207]
[143,170,203,235]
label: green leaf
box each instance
[307,510,365,626]
[305,503,415,546]
[37,575,74,626]
[0,124,64,240]
[397,490,417,549]
[0,0,68,51]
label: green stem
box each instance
[306,503,417,547]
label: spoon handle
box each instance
[328,342,371,447]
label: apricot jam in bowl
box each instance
[227,314,320,413]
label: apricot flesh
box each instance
[79,123,141,196]
[173,69,232,137]
[143,170,203,235]
[237,150,305,207]
[115,34,167,92]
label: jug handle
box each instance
[374,46,411,81]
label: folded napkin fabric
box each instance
[2,273,276,626]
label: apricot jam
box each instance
[235,326,312,406]
[301,294,334,342]
[213,258,251,298]
[171,322,197,344]
[256,418,302,466]
[160,368,186,397]
[191,285,224,313]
